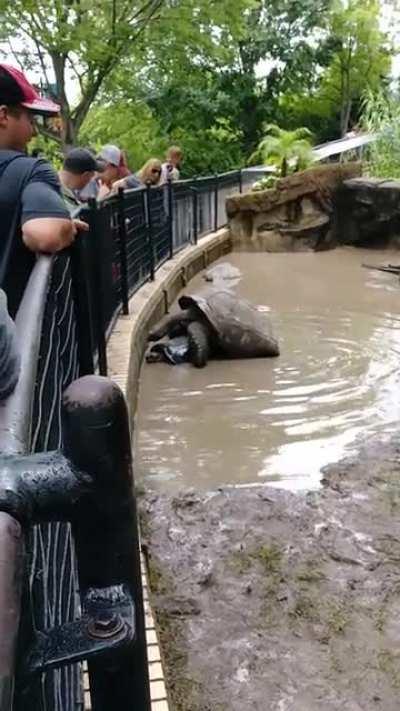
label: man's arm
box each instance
[21,169,88,254]
[23,216,88,253]
[23,216,75,253]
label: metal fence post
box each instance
[214,174,219,232]
[145,183,155,281]
[0,513,23,711]
[192,182,198,245]
[62,376,151,711]
[238,168,243,193]
[117,189,130,315]
[88,199,108,376]
[71,218,95,376]
[167,179,174,259]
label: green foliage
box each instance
[249,124,314,176]
[361,90,400,179]
[0,0,396,175]
[0,0,255,145]
[79,101,165,172]
[29,133,64,168]
[0,0,166,143]
[274,0,392,142]
[251,174,278,191]
[319,0,392,136]
[169,118,244,177]
[277,93,339,143]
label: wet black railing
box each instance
[71,171,242,377]
[0,169,242,711]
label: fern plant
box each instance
[249,124,315,177]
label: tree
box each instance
[320,0,391,136]
[360,90,400,179]
[125,0,331,159]
[0,0,254,148]
[249,124,314,176]
[224,0,331,153]
[0,0,165,146]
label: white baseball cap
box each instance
[96,144,121,167]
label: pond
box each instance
[136,247,400,492]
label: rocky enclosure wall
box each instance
[335,177,400,246]
[227,163,362,252]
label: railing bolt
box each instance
[87,614,124,640]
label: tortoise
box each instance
[146,288,280,368]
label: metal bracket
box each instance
[26,585,135,674]
[0,376,151,709]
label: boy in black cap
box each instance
[0,63,88,315]
[60,147,103,204]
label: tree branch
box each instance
[6,40,25,71]
[33,38,52,94]
[67,54,85,95]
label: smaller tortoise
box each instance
[146,288,280,368]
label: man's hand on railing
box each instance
[23,217,89,254]
[72,219,89,235]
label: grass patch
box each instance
[324,599,350,635]
[230,543,283,576]
[378,650,400,689]
[374,606,387,633]
[289,594,351,638]
[146,554,221,711]
[295,560,326,584]
[256,544,283,575]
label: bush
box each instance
[361,90,400,180]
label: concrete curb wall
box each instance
[106,228,231,710]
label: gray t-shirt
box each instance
[0,289,20,399]
[0,150,70,315]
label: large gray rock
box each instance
[334,177,400,245]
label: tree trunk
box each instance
[50,52,75,150]
[340,98,352,137]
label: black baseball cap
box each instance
[63,148,102,174]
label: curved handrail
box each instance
[0,256,52,455]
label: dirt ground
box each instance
[140,434,400,711]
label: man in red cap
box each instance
[0,64,88,314]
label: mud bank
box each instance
[140,435,400,711]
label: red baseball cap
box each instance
[0,64,60,115]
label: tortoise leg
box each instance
[187,321,210,368]
[148,311,192,341]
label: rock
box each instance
[334,177,400,245]
[226,163,362,218]
[228,163,362,253]
[203,262,242,283]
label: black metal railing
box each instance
[0,168,242,711]
[71,170,242,377]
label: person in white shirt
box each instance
[160,146,183,183]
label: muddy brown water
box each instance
[136,247,400,492]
